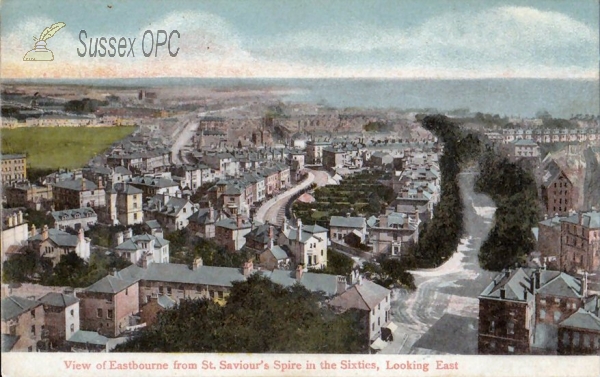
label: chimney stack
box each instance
[192,257,203,271]
[295,264,303,281]
[78,228,85,243]
[7,215,14,228]
[116,231,124,246]
[336,275,347,294]
[111,267,118,277]
[582,272,589,298]
[30,224,37,237]
[125,228,133,240]
[81,179,86,191]
[17,211,23,225]
[42,225,49,241]
[236,214,243,228]
[243,260,254,277]
[297,219,302,241]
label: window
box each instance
[70,324,75,333]
[554,298,560,304]
[97,309,102,318]
[167,287,172,295]
[133,213,138,220]
[159,286,164,294]
[573,332,580,346]
[554,311,561,322]
[507,322,515,335]
[507,346,515,353]
[540,310,546,319]
[31,326,36,336]
[489,320,495,333]
[125,288,128,295]
[31,310,35,319]
[372,323,375,331]
[584,334,591,348]
[107,310,113,319]
[28,346,33,352]
[70,309,74,316]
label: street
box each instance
[255,169,331,226]
[382,172,497,354]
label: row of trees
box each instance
[2,249,131,288]
[115,274,368,353]
[475,150,539,270]
[406,115,481,268]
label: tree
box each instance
[115,274,367,353]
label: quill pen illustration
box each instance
[38,22,66,41]
[24,21,66,61]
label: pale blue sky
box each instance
[1,0,598,78]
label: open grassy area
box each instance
[1,126,136,170]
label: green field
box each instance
[1,126,136,170]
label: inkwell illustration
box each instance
[23,22,66,61]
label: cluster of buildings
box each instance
[324,150,440,257]
[486,127,599,145]
[478,268,599,355]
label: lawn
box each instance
[1,126,136,170]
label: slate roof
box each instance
[113,183,143,195]
[1,334,19,352]
[38,292,79,307]
[1,296,41,321]
[269,245,290,260]
[480,268,534,302]
[115,233,169,251]
[127,263,246,287]
[215,217,258,230]
[329,279,390,311]
[51,208,97,222]
[130,177,179,188]
[301,224,328,234]
[260,270,339,296]
[84,275,137,294]
[537,272,582,298]
[539,215,567,227]
[29,228,80,247]
[244,224,279,243]
[188,208,217,225]
[541,160,568,186]
[53,178,98,192]
[562,211,600,228]
[68,330,108,346]
[560,309,600,332]
[330,216,366,229]
[145,220,162,230]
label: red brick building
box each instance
[78,275,139,337]
[540,160,575,217]
[38,292,80,349]
[479,268,598,355]
[1,296,45,352]
[478,269,535,354]
[560,211,600,274]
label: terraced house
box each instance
[0,154,26,185]
[52,178,106,210]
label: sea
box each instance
[2,78,599,119]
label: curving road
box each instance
[255,168,331,226]
[382,172,498,354]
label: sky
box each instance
[1,0,598,79]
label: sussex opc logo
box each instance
[23,22,66,61]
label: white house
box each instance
[279,219,329,269]
[114,228,170,265]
